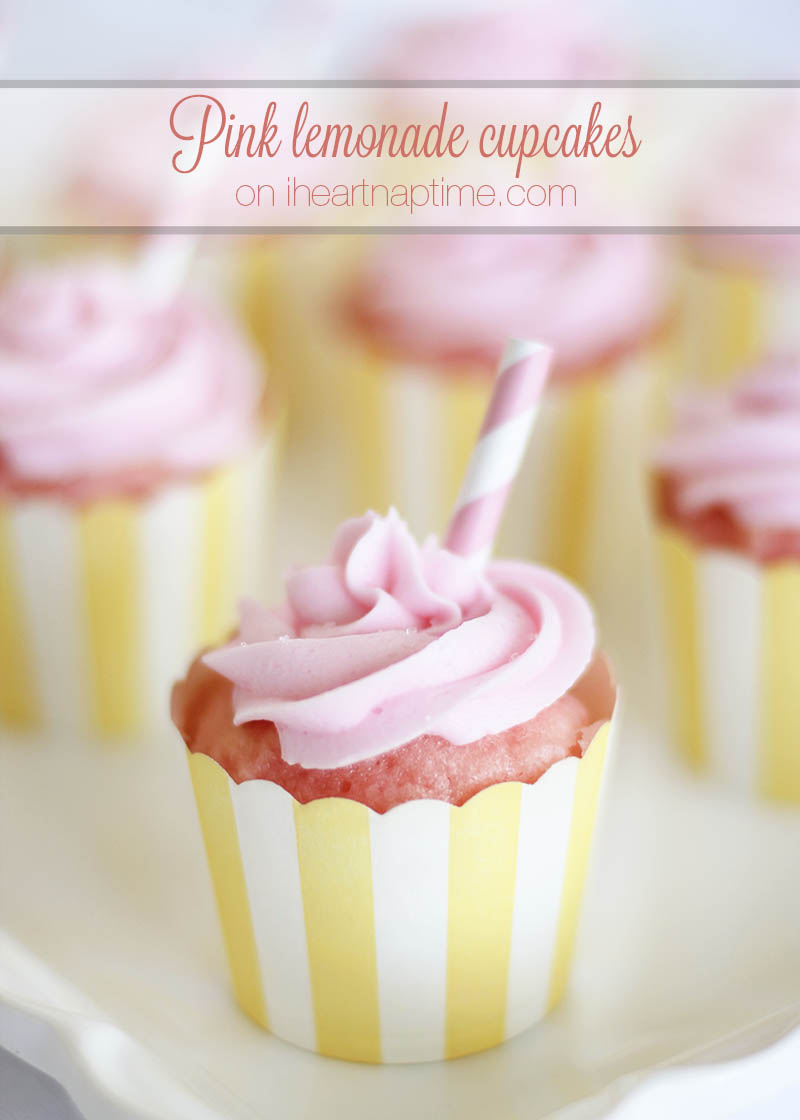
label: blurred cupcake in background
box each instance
[60,91,248,310]
[653,356,800,801]
[255,0,640,443]
[0,255,278,740]
[338,233,672,643]
[680,98,800,385]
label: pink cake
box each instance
[173,509,610,812]
[653,357,800,562]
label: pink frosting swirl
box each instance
[655,357,800,530]
[348,234,667,376]
[0,259,262,493]
[204,509,595,769]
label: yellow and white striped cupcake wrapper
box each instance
[679,261,800,386]
[658,528,800,801]
[0,436,277,740]
[349,339,672,639]
[241,237,362,436]
[187,708,612,1064]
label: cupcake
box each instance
[335,233,671,649]
[653,356,800,800]
[247,1,638,441]
[173,508,616,1062]
[0,257,277,738]
[680,98,800,385]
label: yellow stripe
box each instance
[445,782,521,1059]
[760,563,800,802]
[352,352,388,516]
[240,241,282,362]
[651,325,683,433]
[187,751,268,1027]
[0,504,38,728]
[549,375,604,584]
[547,723,609,1010]
[199,466,238,648]
[658,528,706,769]
[79,500,140,737]
[713,269,763,385]
[442,372,490,529]
[294,798,381,1062]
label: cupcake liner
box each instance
[348,340,671,631]
[185,661,616,1064]
[658,527,800,801]
[240,238,359,437]
[0,435,278,739]
[680,260,800,386]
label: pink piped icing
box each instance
[655,357,800,540]
[204,509,595,769]
[347,235,667,377]
[0,258,262,497]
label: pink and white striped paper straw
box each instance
[444,338,553,565]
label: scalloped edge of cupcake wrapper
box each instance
[0,434,278,740]
[658,526,800,801]
[185,694,616,1065]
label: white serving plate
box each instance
[3,685,800,1120]
[3,441,800,1118]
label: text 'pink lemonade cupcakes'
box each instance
[0,257,278,739]
[173,341,618,1062]
[653,357,800,800]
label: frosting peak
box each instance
[286,509,492,636]
[204,510,595,769]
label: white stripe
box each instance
[584,359,658,659]
[454,409,537,508]
[466,544,492,569]
[680,262,715,384]
[384,367,442,540]
[225,459,249,609]
[239,437,275,601]
[765,274,800,350]
[11,501,89,729]
[697,550,761,792]
[370,799,450,1062]
[140,482,203,733]
[505,756,578,1037]
[232,780,316,1051]
[500,338,549,369]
